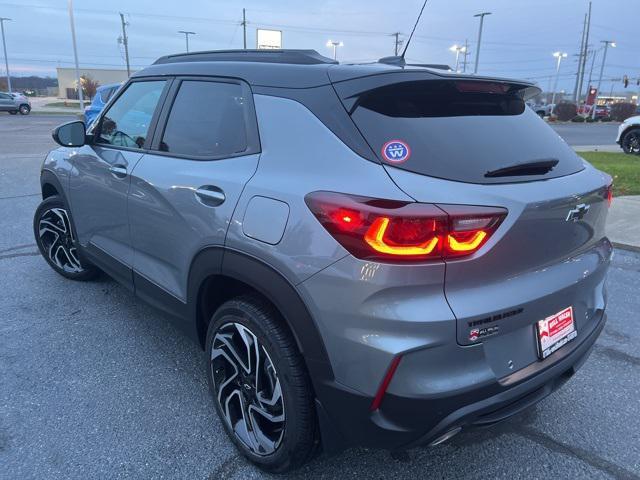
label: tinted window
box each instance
[97,81,165,149]
[345,80,584,184]
[0,93,11,99]
[100,87,116,103]
[160,81,248,157]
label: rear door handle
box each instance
[195,186,226,207]
[109,165,128,178]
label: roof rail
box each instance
[407,63,452,71]
[153,49,338,66]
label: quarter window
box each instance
[100,87,116,104]
[97,80,166,150]
[160,81,249,158]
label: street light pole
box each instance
[0,17,11,93]
[178,31,196,52]
[67,0,84,111]
[449,44,466,72]
[326,40,343,61]
[592,40,615,120]
[550,51,568,114]
[473,12,491,74]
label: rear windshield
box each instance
[343,79,584,184]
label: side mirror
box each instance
[52,121,86,147]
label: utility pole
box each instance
[577,1,592,105]
[242,8,247,49]
[551,52,568,114]
[67,0,84,111]
[592,40,616,119]
[178,31,196,52]
[119,13,130,76]
[462,38,469,73]
[392,32,403,56]
[573,12,587,101]
[473,12,491,74]
[0,17,11,93]
[119,13,130,77]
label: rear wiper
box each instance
[485,159,559,178]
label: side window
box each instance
[0,93,10,99]
[159,81,249,158]
[97,80,166,150]
[99,87,114,104]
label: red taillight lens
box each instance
[305,192,506,262]
[440,205,507,257]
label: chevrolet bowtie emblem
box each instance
[566,203,590,222]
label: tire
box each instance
[206,295,318,473]
[621,128,640,155]
[19,104,30,115]
[33,195,99,281]
[9,110,17,115]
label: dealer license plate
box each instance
[536,306,577,359]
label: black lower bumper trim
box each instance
[315,310,606,451]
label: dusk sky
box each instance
[0,0,638,93]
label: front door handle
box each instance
[195,186,226,207]
[109,165,128,178]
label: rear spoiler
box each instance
[333,73,541,112]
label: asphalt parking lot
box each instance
[550,122,620,147]
[1,114,639,479]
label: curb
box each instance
[30,111,81,116]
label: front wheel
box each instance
[206,295,318,473]
[19,104,30,115]
[621,128,640,155]
[33,196,99,280]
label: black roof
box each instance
[134,49,535,90]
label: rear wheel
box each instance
[621,128,640,155]
[206,295,317,473]
[33,196,99,280]
[9,110,17,115]
[19,104,30,115]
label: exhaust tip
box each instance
[429,427,462,446]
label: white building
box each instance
[56,67,134,99]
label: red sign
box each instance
[586,86,597,106]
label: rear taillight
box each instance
[305,192,506,262]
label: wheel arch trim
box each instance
[40,169,66,202]
[187,246,334,383]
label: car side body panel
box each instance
[225,94,415,286]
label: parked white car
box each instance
[616,115,640,155]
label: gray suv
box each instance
[34,50,613,472]
[0,91,31,115]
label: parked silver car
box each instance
[0,91,31,115]
[34,49,613,472]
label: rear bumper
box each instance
[314,308,605,451]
